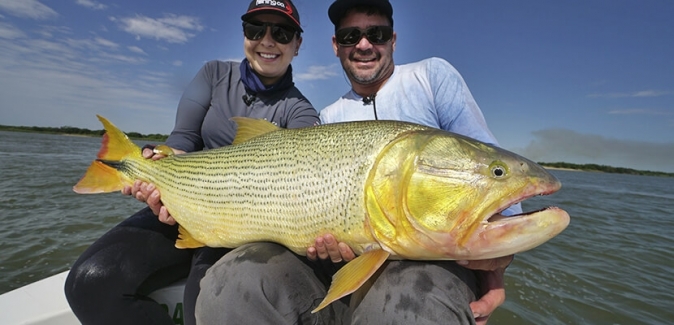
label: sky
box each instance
[0,0,673,173]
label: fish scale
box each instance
[111,120,428,253]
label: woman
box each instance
[64,1,317,324]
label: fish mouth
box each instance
[486,174,563,222]
[463,182,570,260]
[436,173,570,260]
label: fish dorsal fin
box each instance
[311,249,390,313]
[231,117,280,145]
[175,225,206,249]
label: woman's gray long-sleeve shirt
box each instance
[166,60,319,152]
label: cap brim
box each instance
[241,9,303,33]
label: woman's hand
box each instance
[121,145,183,225]
[306,234,356,263]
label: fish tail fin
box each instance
[73,115,143,194]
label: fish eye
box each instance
[489,161,508,178]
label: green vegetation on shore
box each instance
[539,162,674,178]
[0,124,168,141]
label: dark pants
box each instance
[196,242,479,325]
[64,207,229,325]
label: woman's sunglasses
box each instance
[242,21,298,45]
[335,26,393,47]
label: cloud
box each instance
[515,129,674,173]
[587,90,671,98]
[97,52,147,64]
[218,57,244,63]
[127,45,146,55]
[34,25,72,39]
[94,37,118,49]
[0,21,25,39]
[608,108,673,116]
[295,65,339,81]
[0,0,57,19]
[113,14,204,44]
[633,90,669,97]
[75,0,107,10]
[59,38,143,65]
[0,21,179,135]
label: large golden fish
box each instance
[74,115,569,312]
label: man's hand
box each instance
[457,255,513,325]
[120,146,179,225]
[306,234,356,263]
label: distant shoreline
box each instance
[543,167,580,172]
[0,124,167,141]
[537,162,673,178]
[1,126,672,177]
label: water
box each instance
[1,131,673,324]
[0,131,149,289]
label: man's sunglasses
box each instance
[335,26,393,46]
[242,21,297,45]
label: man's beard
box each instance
[346,65,383,85]
[344,51,389,85]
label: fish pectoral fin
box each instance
[175,225,206,249]
[311,249,390,313]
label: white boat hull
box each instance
[0,271,185,325]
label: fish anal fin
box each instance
[311,249,390,313]
[231,117,280,145]
[175,225,206,249]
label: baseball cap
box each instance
[241,0,303,33]
[328,0,393,28]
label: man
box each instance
[312,0,520,324]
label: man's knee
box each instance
[352,261,477,325]
[205,243,295,280]
[196,243,329,324]
[199,243,299,298]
